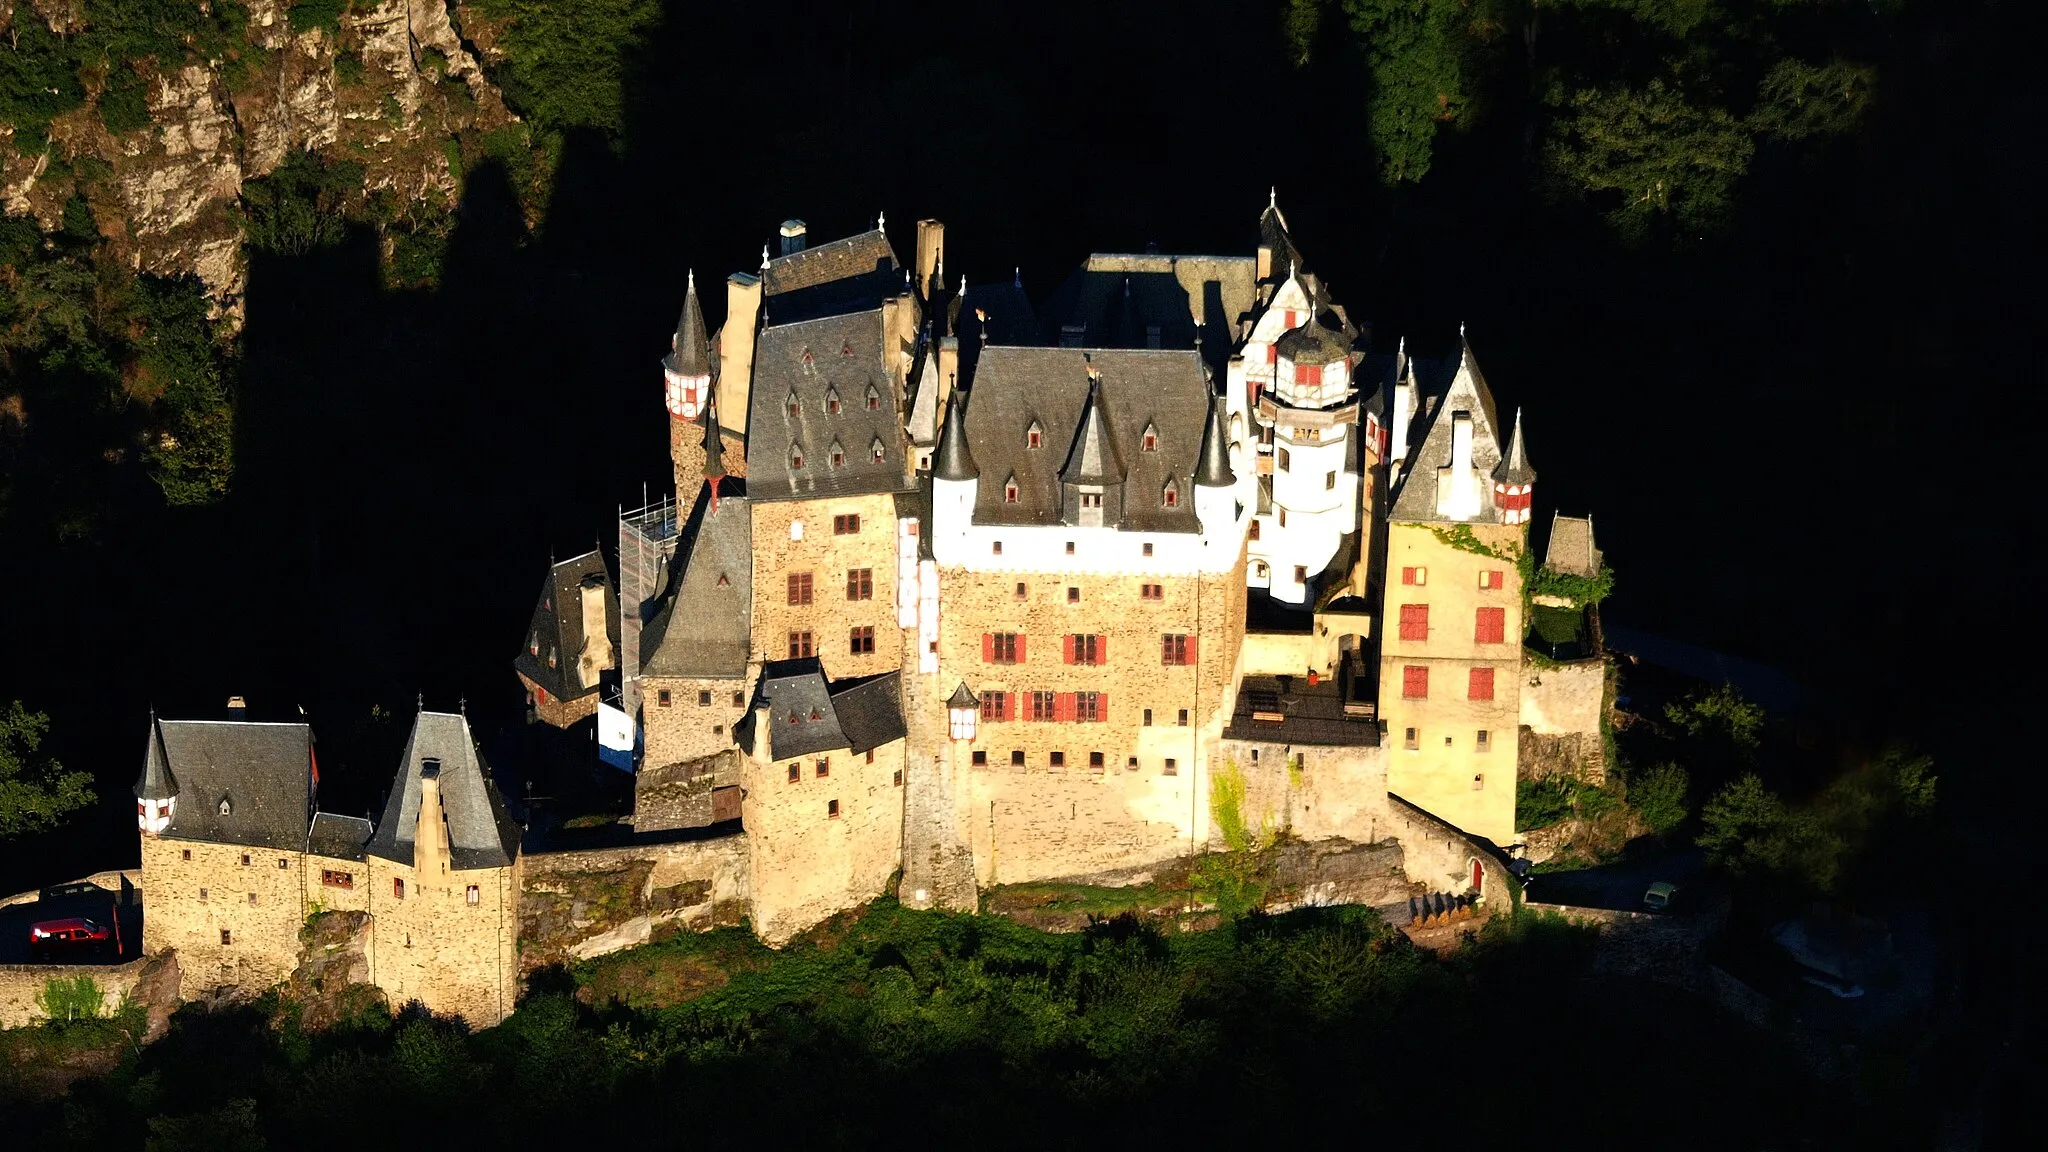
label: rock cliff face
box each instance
[1,0,520,323]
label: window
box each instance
[275,857,288,869]
[697,690,712,706]
[1141,583,1163,600]
[1142,425,1159,452]
[548,646,558,669]
[1065,541,1076,555]
[1162,484,1179,509]
[1401,566,1426,586]
[827,389,842,414]
[1066,587,1080,604]
[1015,582,1028,600]
[787,393,801,417]
[790,520,804,540]
[657,689,673,708]
[1080,491,1103,512]
[1297,363,1323,387]
[1250,749,1259,763]
[1476,730,1492,752]
[241,854,251,866]
[1142,542,1154,557]
[850,626,876,654]
[1031,691,1057,722]
[1293,565,1308,584]
[1011,750,1025,766]
[828,799,840,819]
[1178,709,1189,726]
[1475,607,1506,644]
[182,849,192,861]
[872,438,886,462]
[1404,727,1419,750]
[713,725,724,735]
[981,690,1009,720]
[1090,752,1106,769]
[972,751,988,766]
[1325,471,1337,490]
[1248,519,1260,540]
[1066,634,1103,665]
[1076,692,1101,722]
[893,769,903,785]
[1004,482,1020,503]
[467,885,480,905]
[1027,423,1044,448]
[992,541,1003,555]
[1162,634,1193,665]
[846,568,874,600]
[1128,756,1141,768]
[1479,569,1504,591]
[834,513,862,535]
[1163,758,1178,776]
[867,386,882,411]
[1468,667,1495,700]
[816,758,830,778]
[791,446,805,469]
[830,446,845,468]
[247,892,257,905]
[1278,447,1290,472]
[1398,603,1430,641]
[1472,774,1485,791]
[788,630,814,658]
[221,929,232,946]
[732,691,745,707]
[322,870,353,889]
[1277,508,1287,527]
[986,632,1022,664]
[867,749,876,763]
[199,887,208,901]
[787,572,814,605]
[393,879,405,899]
[1050,751,1066,768]
[1402,665,1429,698]
[1146,325,1163,350]
[1143,708,1153,726]
[788,762,801,783]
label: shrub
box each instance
[289,0,350,33]
[37,974,106,1022]
[99,65,154,135]
[1630,763,1690,834]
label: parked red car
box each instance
[28,917,112,961]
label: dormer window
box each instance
[829,441,846,468]
[1162,481,1180,509]
[791,443,805,469]
[826,387,842,414]
[1004,473,1020,504]
[786,391,801,417]
[841,340,855,357]
[871,437,886,462]
[801,348,815,367]
[528,632,538,656]
[866,384,882,411]
[218,797,232,816]
[716,573,730,587]
[1141,422,1159,453]
[1026,421,1043,449]
[547,646,558,668]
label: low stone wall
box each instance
[518,832,749,971]
[1384,794,1515,912]
[0,870,141,910]
[1518,658,1608,784]
[1266,838,1414,912]
[0,955,154,1029]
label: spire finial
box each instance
[1269,185,1277,209]
[1459,320,1467,340]
[1013,266,1021,288]
[958,272,966,295]
[687,268,695,291]
[877,209,886,231]
[459,695,467,717]
[761,245,770,271]
[416,692,424,713]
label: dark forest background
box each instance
[0,0,2035,889]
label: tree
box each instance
[475,0,661,141]
[1,701,97,839]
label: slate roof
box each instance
[736,661,908,761]
[960,347,1209,533]
[143,719,312,851]
[933,389,976,481]
[365,711,519,870]
[761,228,902,323]
[639,491,753,679]
[1040,254,1257,379]
[1222,674,1381,747]
[960,276,1041,348]
[745,309,914,503]
[306,812,373,862]
[1496,408,1536,486]
[1388,338,1510,524]
[1544,513,1603,577]
[663,270,712,378]
[514,550,619,703]
[830,672,907,756]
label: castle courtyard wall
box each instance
[518,833,750,968]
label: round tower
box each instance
[136,713,177,836]
[1493,408,1536,526]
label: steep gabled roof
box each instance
[639,492,753,680]
[513,551,618,704]
[136,717,176,801]
[1061,377,1126,486]
[831,672,906,756]
[307,812,373,862]
[933,389,977,481]
[736,662,906,761]
[1544,513,1603,577]
[148,719,311,851]
[365,711,519,870]
[1388,337,1510,524]
[761,228,902,322]
[1039,253,1256,379]
[745,309,914,503]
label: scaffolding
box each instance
[617,493,683,722]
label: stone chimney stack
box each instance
[748,699,773,764]
[226,696,247,720]
[915,219,945,301]
[576,576,614,691]
[415,758,451,882]
[1436,411,1482,519]
[779,219,807,256]
[720,272,762,436]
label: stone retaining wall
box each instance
[518,833,749,970]
[0,955,153,1029]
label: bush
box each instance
[37,974,106,1021]
[289,0,350,33]
[99,65,154,135]
[1629,763,1690,834]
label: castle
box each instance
[130,199,1606,1023]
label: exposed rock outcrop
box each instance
[277,910,389,1032]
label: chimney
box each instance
[749,698,773,763]
[719,272,762,436]
[779,219,807,256]
[1436,411,1481,519]
[415,758,451,880]
[937,337,959,414]
[915,219,945,300]
[226,696,247,720]
[576,576,615,690]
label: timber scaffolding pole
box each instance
[617,494,684,725]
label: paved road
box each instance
[0,884,144,966]
[1521,845,1708,913]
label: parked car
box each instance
[1798,969,1865,999]
[1642,882,1681,912]
[28,917,112,961]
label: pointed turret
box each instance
[136,713,177,801]
[1195,393,1235,487]
[671,270,711,375]
[1061,372,1125,486]
[702,389,727,482]
[933,389,977,481]
[1493,407,1535,524]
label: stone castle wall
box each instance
[140,837,308,1000]
[750,494,907,681]
[519,834,749,969]
[642,675,755,771]
[1518,657,1609,784]
[1217,741,1393,846]
[363,856,520,1025]
[742,737,906,944]
[0,955,156,1029]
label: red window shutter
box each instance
[1476,607,1505,644]
[1469,667,1495,700]
[1403,665,1429,698]
[1015,634,1027,664]
[1055,693,1074,722]
[1401,567,1415,585]
[982,633,993,663]
[1095,692,1107,722]
[1187,636,1197,665]
[1005,693,1017,722]
[1063,635,1075,665]
[1298,364,1321,386]
[1096,635,1107,664]
[1400,604,1428,641]
[1265,343,1277,366]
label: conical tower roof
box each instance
[671,270,712,376]
[702,389,727,481]
[135,712,178,800]
[1494,407,1536,486]
[945,682,979,709]
[1195,393,1235,487]
[933,389,978,481]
